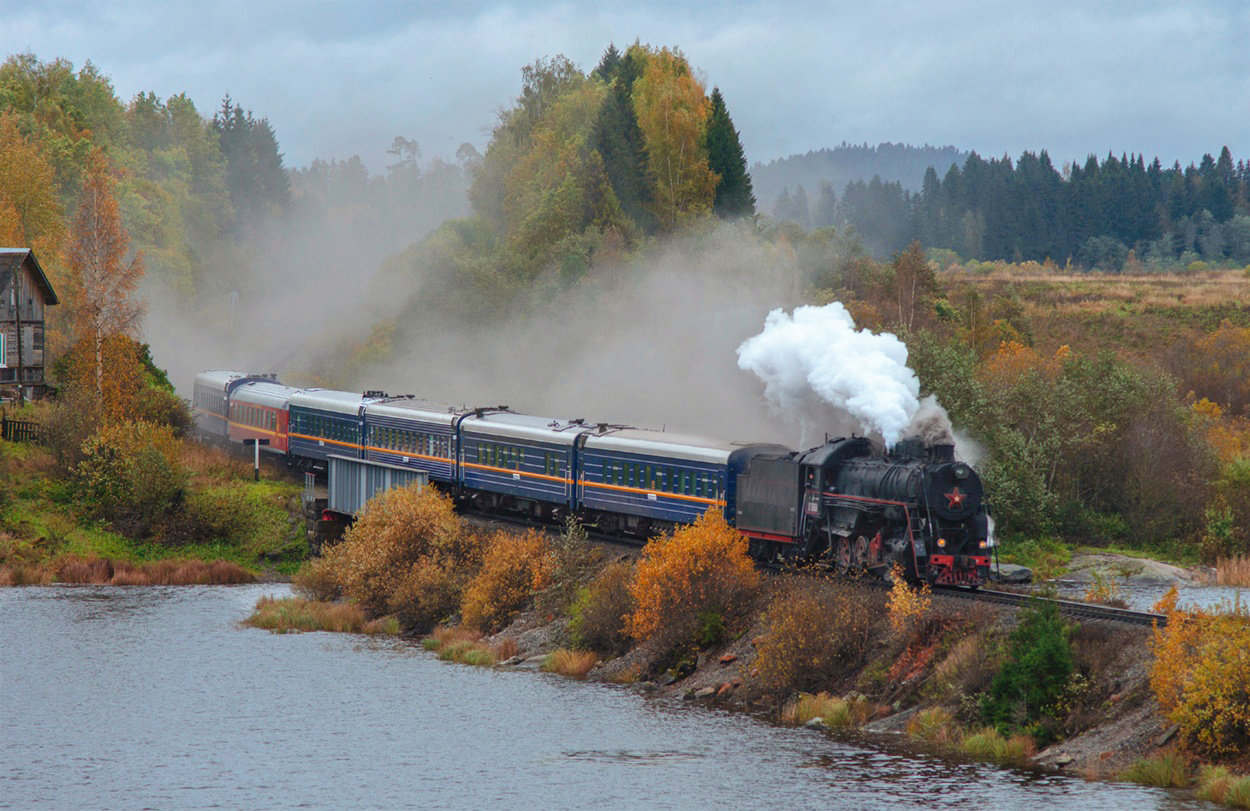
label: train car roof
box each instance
[582,428,744,465]
[365,398,468,426]
[289,389,384,415]
[460,411,590,446]
[194,369,249,389]
[230,380,302,409]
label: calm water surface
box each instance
[0,584,1216,810]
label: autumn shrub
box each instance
[460,529,554,632]
[887,563,932,639]
[982,601,1074,742]
[1083,571,1128,608]
[542,649,598,679]
[292,557,341,601]
[322,484,477,631]
[626,509,760,652]
[1121,752,1191,789]
[568,560,635,655]
[1151,598,1250,757]
[753,579,880,692]
[72,420,187,538]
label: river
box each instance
[0,584,1216,810]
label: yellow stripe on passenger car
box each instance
[289,432,363,451]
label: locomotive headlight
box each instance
[937,538,947,548]
[953,464,970,480]
[979,540,988,549]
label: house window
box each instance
[0,332,5,367]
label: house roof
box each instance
[0,248,59,305]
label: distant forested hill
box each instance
[751,142,969,210]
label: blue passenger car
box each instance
[288,389,386,468]
[578,427,789,537]
[457,410,590,520]
[362,397,466,485]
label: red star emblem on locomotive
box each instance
[945,487,967,509]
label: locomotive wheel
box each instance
[852,535,870,570]
[834,537,852,574]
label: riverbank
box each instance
[470,585,1172,781]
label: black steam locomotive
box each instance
[736,436,991,586]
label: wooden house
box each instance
[0,248,59,401]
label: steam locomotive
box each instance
[193,369,991,587]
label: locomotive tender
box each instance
[192,370,991,586]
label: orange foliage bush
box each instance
[626,509,760,651]
[752,579,881,693]
[978,340,1069,392]
[1150,594,1250,757]
[887,562,932,639]
[321,484,477,631]
[460,529,554,632]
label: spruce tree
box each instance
[704,87,755,219]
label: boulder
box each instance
[719,653,738,665]
[804,718,828,730]
[694,686,717,698]
[989,563,1033,584]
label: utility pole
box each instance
[243,438,270,481]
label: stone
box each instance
[804,718,828,730]
[694,687,717,698]
[1054,754,1074,766]
[1155,724,1180,747]
[717,682,734,696]
[989,563,1033,584]
[731,679,743,688]
[719,653,738,665]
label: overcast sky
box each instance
[4,0,1247,174]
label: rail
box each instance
[935,585,1169,627]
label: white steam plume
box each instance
[736,302,925,448]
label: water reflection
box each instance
[0,584,1216,810]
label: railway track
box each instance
[935,585,1169,628]
[460,510,1172,628]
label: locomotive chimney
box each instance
[931,443,955,463]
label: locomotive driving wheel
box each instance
[852,535,870,571]
[834,537,852,574]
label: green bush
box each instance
[569,561,635,655]
[982,601,1074,741]
[73,421,187,539]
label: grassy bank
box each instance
[0,428,306,583]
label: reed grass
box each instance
[53,556,255,585]
[494,637,519,661]
[960,728,1036,763]
[1216,557,1250,587]
[782,692,873,728]
[244,596,399,635]
[1121,752,1191,788]
[422,626,497,667]
[1199,766,1250,808]
[542,649,598,679]
[905,707,961,745]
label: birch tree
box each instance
[66,150,145,401]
